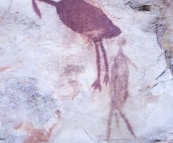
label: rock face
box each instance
[0,0,173,143]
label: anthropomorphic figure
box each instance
[107,37,136,142]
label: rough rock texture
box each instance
[0,0,173,143]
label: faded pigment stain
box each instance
[107,38,136,143]
[32,0,121,91]
[0,66,10,72]
[23,124,57,143]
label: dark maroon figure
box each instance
[32,0,121,91]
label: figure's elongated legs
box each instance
[115,112,119,128]
[119,110,136,138]
[107,106,114,143]
[99,40,109,85]
[91,41,101,91]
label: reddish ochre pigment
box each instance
[32,0,121,91]
[0,66,10,72]
[107,38,136,142]
[24,124,57,143]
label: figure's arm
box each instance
[125,55,137,69]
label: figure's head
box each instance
[117,37,126,47]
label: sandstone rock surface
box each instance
[0,0,173,143]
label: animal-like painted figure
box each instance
[107,37,136,142]
[32,0,121,91]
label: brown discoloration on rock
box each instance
[55,110,61,118]
[16,110,60,143]
[162,0,171,6]
[14,122,34,134]
[0,66,10,72]
[14,124,22,130]
[23,123,58,143]
[68,80,82,99]
[145,96,158,104]
[64,64,84,75]
[107,37,136,142]
[58,80,82,99]
[32,0,121,91]
[81,35,92,46]
[24,129,50,143]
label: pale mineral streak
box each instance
[0,0,173,143]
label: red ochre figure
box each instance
[107,38,136,143]
[32,0,121,91]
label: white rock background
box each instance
[0,0,173,143]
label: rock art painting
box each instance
[32,0,121,91]
[107,37,136,142]
[23,122,59,143]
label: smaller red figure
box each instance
[107,37,136,143]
